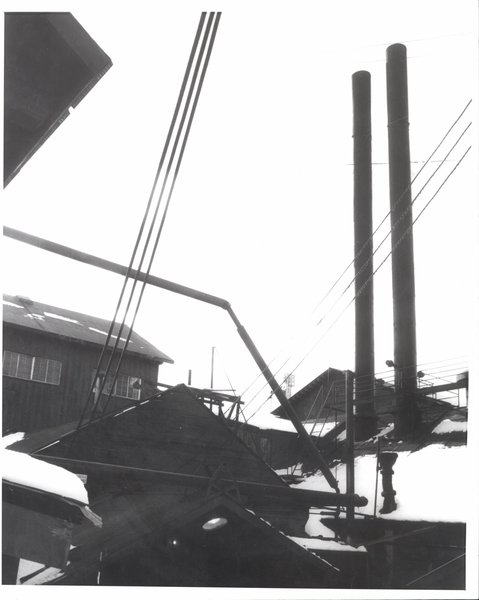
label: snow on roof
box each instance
[3,299,23,308]
[2,432,25,448]
[2,448,89,505]
[3,293,173,364]
[247,411,339,435]
[293,444,468,523]
[432,419,467,435]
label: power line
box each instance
[241,137,471,420]
[73,13,210,439]
[72,12,222,442]
[240,99,471,415]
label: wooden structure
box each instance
[6,384,368,587]
[2,294,173,433]
[232,421,310,471]
[4,12,112,186]
[272,368,346,423]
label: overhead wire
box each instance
[241,108,472,422]
[243,139,471,421]
[239,99,471,415]
[96,12,222,424]
[71,12,221,444]
[72,12,209,441]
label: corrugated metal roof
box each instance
[3,294,173,364]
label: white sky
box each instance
[2,1,478,429]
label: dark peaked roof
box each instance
[3,293,173,364]
[272,367,344,418]
[7,385,346,586]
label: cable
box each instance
[71,13,222,443]
[313,100,471,321]
[242,141,471,420]
[98,13,221,423]
[239,101,472,413]
[71,13,209,444]
[212,346,237,394]
[91,13,213,422]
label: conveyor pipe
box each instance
[4,225,339,490]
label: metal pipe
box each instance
[228,305,339,491]
[36,455,362,507]
[386,44,420,435]
[4,225,338,487]
[3,226,231,310]
[352,70,377,441]
[344,370,355,520]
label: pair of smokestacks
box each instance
[353,44,421,441]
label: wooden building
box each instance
[271,367,398,432]
[4,384,368,587]
[272,368,346,423]
[2,294,173,434]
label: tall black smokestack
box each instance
[352,70,377,441]
[386,44,421,436]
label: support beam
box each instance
[35,455,366,508]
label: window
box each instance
[92,370,141,400]
[3,351,62,385]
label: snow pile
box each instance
[3,300,22,308]
[291,521,367,552]
[17,560,64,585]
[88,327,127,342]
[294,444,468,523]
[432,419,467,435]
[24,313,45,321]
[2,449,89,505]
[44,312,81,324]
[248,412,339,435]
[289,536,367,553]
[2,432,25,448]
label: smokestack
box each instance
[386,44,421,436]
[352,70,377,441]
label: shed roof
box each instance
[4,385,346,586]
[3,294,173,364]
[272,367,344,418]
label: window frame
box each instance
[3,350,62,385]
[92,370,141,401]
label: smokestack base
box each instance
[355,413,379,442]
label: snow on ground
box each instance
[432,418,467,434]
[16,559,64,585]
[2,448,89,504]
[293,444,468,523]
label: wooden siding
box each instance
[36,386,312,538]
[2,326,160,434]
[27,386,331,586]
[234,423,307,470]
